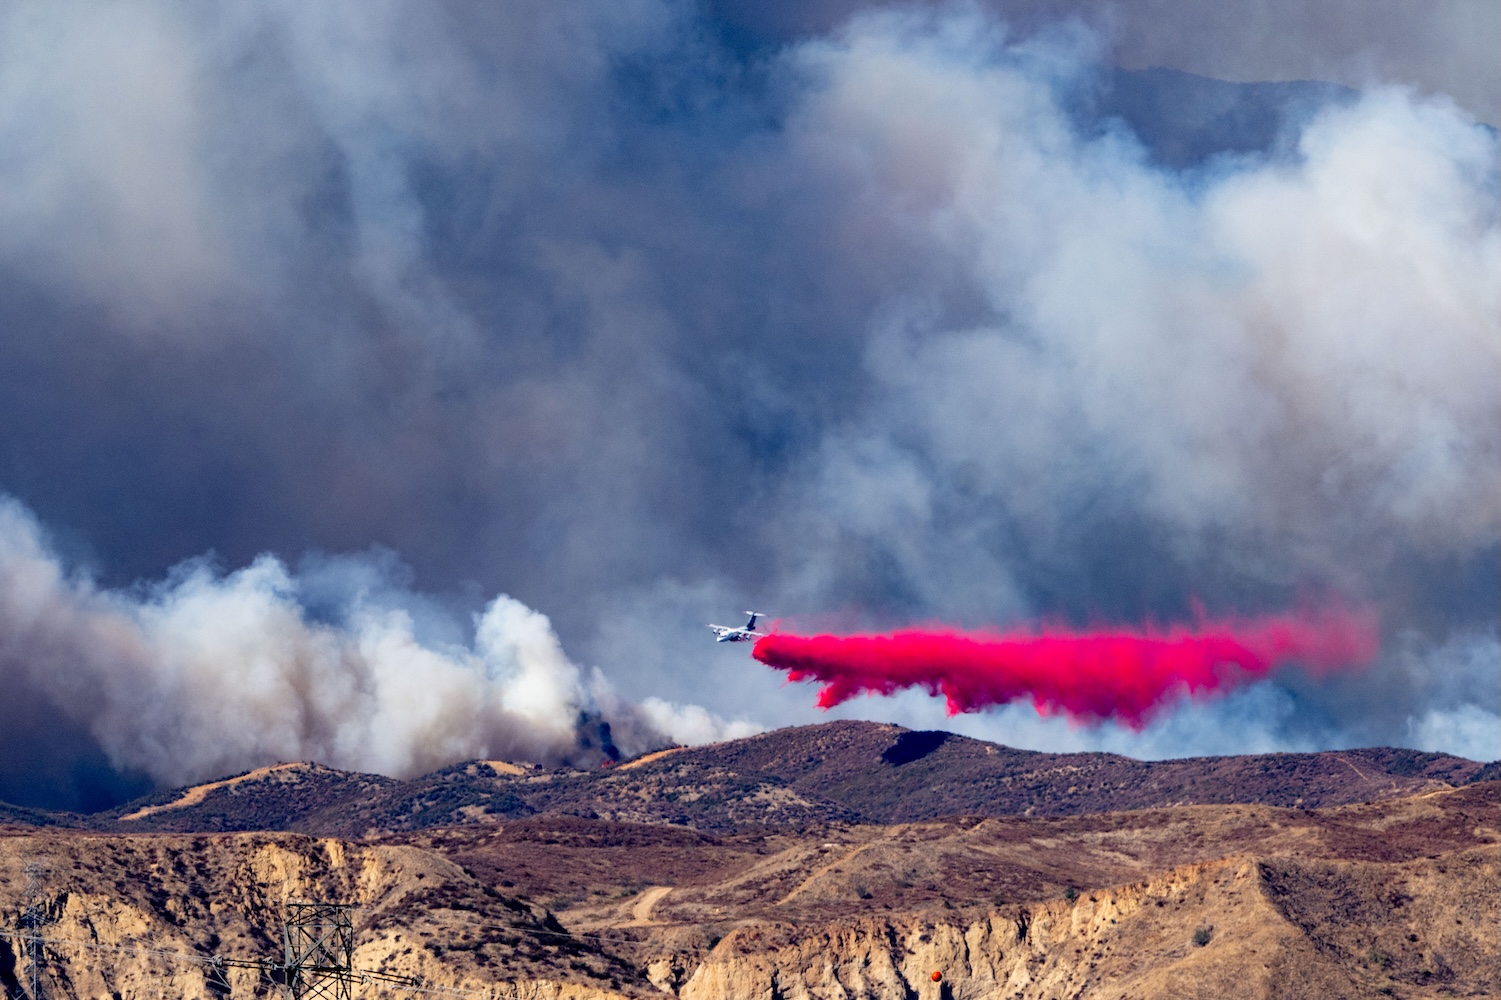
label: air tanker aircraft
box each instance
[707,612,766,643]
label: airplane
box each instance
[707,612,767,643]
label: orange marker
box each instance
[930,971,942,982]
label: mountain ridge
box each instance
[4,721,1490,837]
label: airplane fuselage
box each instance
[708,612,766,643]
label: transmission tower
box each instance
[18,863,47,1000]
[3,894,444,1000]
[281,902,355,1000]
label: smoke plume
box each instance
[0,496,754,809]
[753,606,1379,726]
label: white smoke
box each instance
[0,495,749,789]
[638,697,765,746]
[1399,633,1501,761]
[1407,704,1501,762]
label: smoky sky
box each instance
[0,1,1495,809]
[709,0,1501,125]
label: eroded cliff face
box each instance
[1,782,1496,1000]
[666,852,1498,1000]
[0,833,645,999]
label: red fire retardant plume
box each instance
[751,607,1378,728]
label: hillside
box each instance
[641,722,1488,819]
[0,828,646,999]
[21,721,1487,837]
[1,780,1495,999]
[0,723,1494,998]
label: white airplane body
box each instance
[708,612,766,643]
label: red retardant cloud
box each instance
[751,606,1378,728]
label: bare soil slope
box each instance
[1,781,1493,999]
[0,830,646,999]
[523,782,1500,998]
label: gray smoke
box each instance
[0,1,1494,809]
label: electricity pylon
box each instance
[19,863,47,1000]
[280,903,356,1000]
